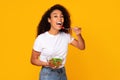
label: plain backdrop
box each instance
[0,0,120,80]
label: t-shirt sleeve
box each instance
[67,34,74,43]
[33,36,43,52]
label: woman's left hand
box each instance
[72,27,81,35]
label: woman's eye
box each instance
[60,16,64,18]
[54,16,58,17]
[61,15,64,17]
[53,15,64,18]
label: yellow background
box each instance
[0,0,120,80]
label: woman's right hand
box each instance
[41,61,57,69]
[48,62,57,69]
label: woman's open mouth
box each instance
[56,22,62,25]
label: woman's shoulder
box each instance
[36,32,47,39]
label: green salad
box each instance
[49,58,62,67]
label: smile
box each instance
[56,22,62,25]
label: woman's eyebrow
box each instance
[52,12,63,15]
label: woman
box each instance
[31,4,85,80]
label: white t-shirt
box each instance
[33,31,74,67]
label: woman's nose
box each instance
[58,17,63,20]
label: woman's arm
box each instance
[30,49,48,66]
[70,27,85,50]
[31,49,60,69]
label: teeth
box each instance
[56,22,62,25]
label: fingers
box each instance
[43,62,57,69]
[72,27,81,31]
[49,64,58,69]
[51,66,57,69]
[72,27,82,35]
[48,62,61,69]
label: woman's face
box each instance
[48,9,64,31]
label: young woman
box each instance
[31,4,85,80]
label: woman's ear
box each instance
[48,18,51,23]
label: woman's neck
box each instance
[48,29,59,35]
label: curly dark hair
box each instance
[37,4,71,36]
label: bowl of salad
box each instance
[47,56,63,68]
